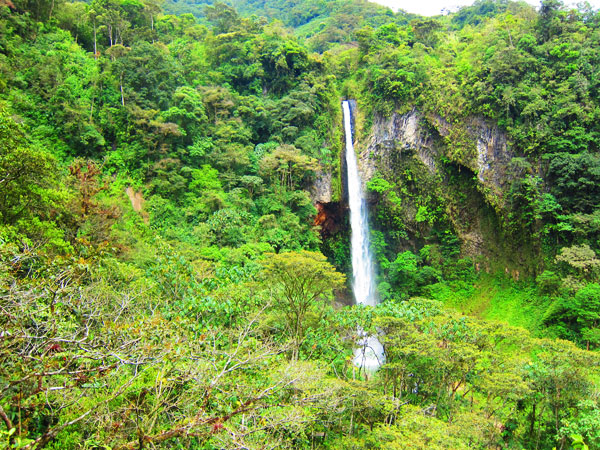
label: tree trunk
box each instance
[93,22,97,58]
[120,74,125,106]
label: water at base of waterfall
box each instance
[342,100,385,372]
[353,330,385,372]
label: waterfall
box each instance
[343,101,377,306]
[342,100,384,372]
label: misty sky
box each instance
[370,0,600,16]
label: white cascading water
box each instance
[342,100,385,372]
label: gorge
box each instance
[2,0,600,448]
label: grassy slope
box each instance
[428,274,553,336]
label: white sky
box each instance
[370,0,600,16]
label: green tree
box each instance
[259,144,319,197]
[388,251,419,295]
[556,244,600,281]
[204,1,241,34]
[260,250,345,359]
[12,0,63,21]
[0,105,61,228]
[574,284,600,350]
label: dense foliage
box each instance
[2,0,600,448]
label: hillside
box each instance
[1,0,600,448]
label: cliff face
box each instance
[359,109,436,184]
[310,169,334,203]
[355,108,522,266]
[360,110,514,208]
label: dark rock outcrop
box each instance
[314,201,345,239]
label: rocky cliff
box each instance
[352,107,526,267]
[359,109,514,209]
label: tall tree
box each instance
[261,250,345,359]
